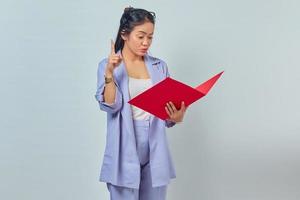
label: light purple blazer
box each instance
[94,50,176,189]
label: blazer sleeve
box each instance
[94,58,123,114]
[161,60,177,128]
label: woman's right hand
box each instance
[106,39,123,75]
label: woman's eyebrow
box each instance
[137,31,154,35]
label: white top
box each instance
[128,76,153,120]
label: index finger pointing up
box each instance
[111,39,115,54]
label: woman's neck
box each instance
[121,45,144,63]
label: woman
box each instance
[95,7,187,200]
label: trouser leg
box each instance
[134,120,168,200]
[139,161,168,200]
[106,183,139,200]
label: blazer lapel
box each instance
[144,53,161,85]
[113,53,135,133]
[144,53,162,123]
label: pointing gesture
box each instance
[110,39,116,54]
[106,39,123,74]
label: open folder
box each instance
[128,71,224,120]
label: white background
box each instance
[1,0,300,199]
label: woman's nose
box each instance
[142,39,150,46]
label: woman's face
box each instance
[122,21,154,56]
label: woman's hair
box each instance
[114,7,156,53]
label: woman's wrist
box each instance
[167,119,179,123]
[105,69,113,77]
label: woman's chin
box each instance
[138,51,147,56]
[132,50,147,57]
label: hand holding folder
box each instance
[128,71,224,120]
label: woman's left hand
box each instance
[165,101,187,123]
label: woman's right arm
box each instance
[94,40,123,114]
[94,59,123,114]
[103,68,117,104]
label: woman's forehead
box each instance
[132,22,154,34]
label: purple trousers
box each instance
[106,119,168,200]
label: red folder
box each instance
[128,71,224,120]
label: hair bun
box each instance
[124,5,134,13]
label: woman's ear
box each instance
[120,31,128,41]
[121,35,127,41]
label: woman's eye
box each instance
[137,35,153,39]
